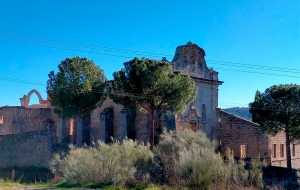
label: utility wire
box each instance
[0,39,134,59]
[2,38,300,79]
[212,67,300,79]
[0,33,171,58]
[1,32,300,74]
[1,76,299,112]
[207,61,300,74]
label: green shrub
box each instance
[50,139,153,186]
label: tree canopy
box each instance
[249,84,300,168]
[110,57,198,149]
[47,57,107,118]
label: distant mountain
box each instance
[222,107,252,121]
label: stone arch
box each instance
[20,89,49,108]
[28,89,44,105]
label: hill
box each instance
[222,107,252,121]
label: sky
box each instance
[0,0,300,108]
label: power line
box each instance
[212,67,300,79]
[207,61,300,74]
[207,60,300,73]
[0,39,134,59]
[1,32,300,75]
[0,33,171,58]
[2,76,299,112]
[2,38,300,79]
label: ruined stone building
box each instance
[0,42,299,169]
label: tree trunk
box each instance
[149,108,155,150]
[285,131,292,169]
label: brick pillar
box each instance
[69,118,74,144]
[120,109,128,142]
[57,119,63,143]
[76,117,82,146]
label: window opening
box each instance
[240,145,246,158]
[189,122,197,132]
[293,144,296,156]
[273,144,277,158]
[280,144,284,157]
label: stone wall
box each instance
[90,98,124,143]
[0,129,56,168]
[217,109,271,159]
[0,106,54,135]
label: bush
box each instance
[50,139,153,185]
[51,129,266,189]
[155,130,266,189]
[155,129,225,189]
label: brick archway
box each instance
[20,89,49,108]
[28,89,44,105]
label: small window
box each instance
[273,144,277,158]
[293,144,296,156]
[280,144,284,157]
[240,145,246,158]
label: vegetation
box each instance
[155,130,266,189]
[50,139,153,186]
[249,84,300,169]
[46,130,267,189]
[109,58,198,149]
[46,56,107,118]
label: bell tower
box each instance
[169,42,223,139]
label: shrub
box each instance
[50,139,153,185]
[155,130,266,189]
[222,147,266,189]
[155,129,226,189]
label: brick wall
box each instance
[0,106,53,135]
[0,130,55,168]
[90,98,124,143]
[269,131,300,169]
[217,109,270,159]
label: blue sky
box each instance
[0,0,300,108]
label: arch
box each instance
[20,89,49,108]
[100,107,114,143]
[27,89,44,105]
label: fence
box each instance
[0,170,54,183]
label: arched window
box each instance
[202,104,206,121]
